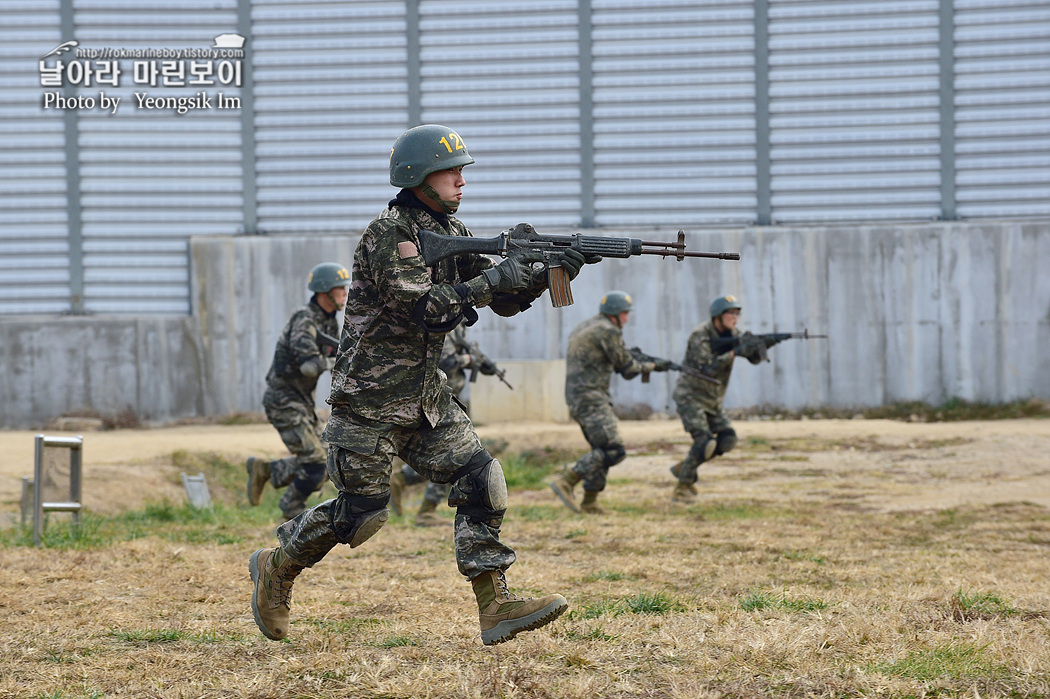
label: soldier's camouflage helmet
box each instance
[307,262,350,293]
[389,124,475,188]
[599,290,633,315]
[709,294,742,318]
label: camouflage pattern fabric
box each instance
[564,314,646,492]
[276,390,514,578]
[568,401,623,492]
[262,399,327,517]
[276,191,542,579]
[439,326,472,396]
[262,299,339,515]
[672,319,764,483]
[672,319,764,417]
[328,192,546,427]
[264,299,340,404]
[564,314,646,411]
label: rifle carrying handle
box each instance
[547,265,574,307]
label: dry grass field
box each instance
[1,416,1048,698]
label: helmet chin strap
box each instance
[321,291,345,312]
[420,183,460,214]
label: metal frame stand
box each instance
[32,434,84,546]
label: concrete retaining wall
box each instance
[0,220,1046,428]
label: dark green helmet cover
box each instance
[599,290,634,315]
[709,294,742,318]
[389,124,475,188]
[307,262,350,293]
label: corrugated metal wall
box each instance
[74,0,243,314]
[592,0,757,226]
[0,0,69,315]
[417,0,583,230]
[954,0,1050,218]
[252,0,408,233]
[3,0,1049,316]
[767,0,943,222]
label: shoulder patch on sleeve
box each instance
[397,241,418,259]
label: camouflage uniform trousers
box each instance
[568,399,625,493]
[675,398,733,484]
[263,397,328,519]
[275,395,515,579]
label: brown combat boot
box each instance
[414,498,442,527]
[549,468,582,513]
[388,468,406,516]
[580,490,605,515]
[671,482,698,503]
[245,457,271,506]
[249,547,305,640]
[471,570,568,646]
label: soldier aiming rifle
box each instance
[669,295,828,503]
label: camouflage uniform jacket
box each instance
[672,320,764,413]
[264,298,340,407]
[328,191,545,427]
[564,314,646,411]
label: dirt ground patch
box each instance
[2,418,1047,518]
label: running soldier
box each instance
[669,294,764,502]
[245,262,349,521]
[549,291,671,514]
[249,124,589,646]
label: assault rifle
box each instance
[316,329,340,358]
[418,223,740,308]
[449,333,513,390]
[629,347,720,386]
[711,329,828,362]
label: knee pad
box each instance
[449,457,508,524]
[715,428,737,455]
[601,444,626,467]
[686,435,716,465]
[292,462,327,494]
[329,493,389,548]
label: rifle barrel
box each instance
[639,249,740,260]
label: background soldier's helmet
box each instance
[709,295,742,318]
[599,290,633,315]
[307,262,350,293]
[389,124,475,188]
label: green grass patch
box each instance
[499,446,580,491]
[584,570,627,582]
[375,635,418,648]
[871,642,1005,681]
[302,617,389,633]
[509,505,562,522]
[783,550,826,564]
[950,588,1017,621]
[569,591,687,620]
[740,590,829,613]
[108,628,184,644]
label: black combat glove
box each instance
[481,250,545,293]
[653,358,674,371]
[478,358,498,375]
[556,248,586,281]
